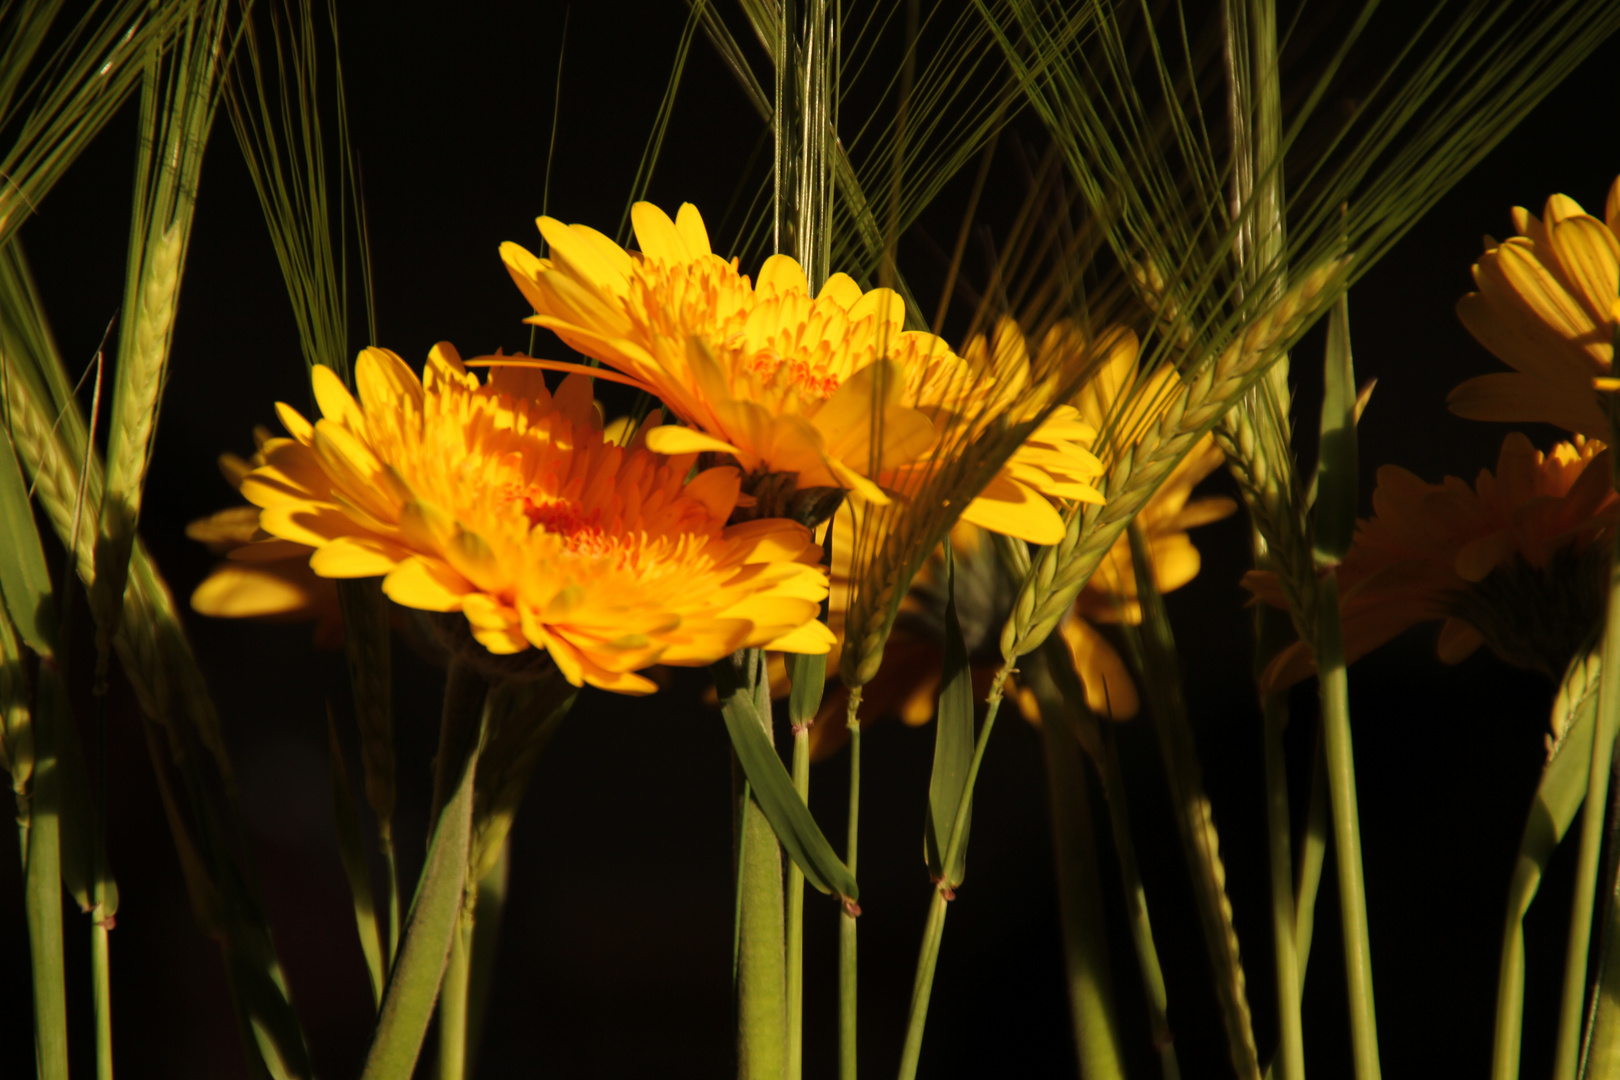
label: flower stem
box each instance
[437,909,472,1080]
[840,689,861,1080]
[93,674,113,1080]
[25,666,68,1080]
[786,725,809,1080]
[1553,477,1620,1080]
[1294,728,1329,972]
[1317,572,1381,1080]
[1034,642,1126,1080]
[1263,693,1305,1080]
[897,670,1007,1080]
[1097,723,1180,1080]
[736,649,786,1080]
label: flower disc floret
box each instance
[241,343,835,694]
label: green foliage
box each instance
[713,652,857,901]
[924,544,973,889]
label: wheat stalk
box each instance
[1001,257,1348,663]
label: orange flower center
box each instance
[506,485,614,556]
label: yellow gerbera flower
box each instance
[187,428,343,647]
[1450,175,1620,438]
[500,203,1104,543]
[1247,432,1616,690]
[238,343,835,694]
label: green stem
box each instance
[1554,488,1620,1080]
[1263,693,1305,1080]
[93,916,112,1079]
[1318,572,1381,1080]
[93,667,113,1080]
[1035,643,1126,1079]
[25,665,67,1080]
[359,663,487,1080]
[737,649,786,1080]
[465,842,510,1080]
[840,691,862,1080]
[1097,724,1180,1080]
[897,671,1007,1080]
[437,908,472,1080]
[786,726,809,1080]
[383,833,402,968]
[1294,727,1329,973]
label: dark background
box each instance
[1,2,1617,1076]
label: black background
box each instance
[1,2,1617,1076]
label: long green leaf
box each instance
[1492,644,1599,1080]
[360,682,487,1080]
[1314,289,1358,563]
[924,544,973,888]
[24,663,69,1080]
[0,411,58,658]
[713,654,857,901]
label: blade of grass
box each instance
[723,648,788,1080]
[1552,404,1620,1080]
[785,650,825,1080]
[924,544,973,889]
[1316,570,1382,1080]
[360,662,487,1080]
[25,663,69,1080]
[1489,645,1599,1080]
[713,652,857,900]
[0,240,313,1080]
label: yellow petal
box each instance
[959,478,1065,544]
[675,203,713,257]
[191,564,317,618]
[382,556,473,612]
[631,202,690,264]
[763,619,836,654]
[311,364,365,431]
[645,425,741,456]
[757,254,809,296]
[309,536,411,578]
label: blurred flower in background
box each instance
[187,426,343,647]
[1248,432,1616,693]
[1450,175,1620,438]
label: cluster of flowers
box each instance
[190,175,1620,737]
[190,203,1206,716]
[1249,177,1620,705]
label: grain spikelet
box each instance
[1002,258,1348,662]
[94,0,229,645]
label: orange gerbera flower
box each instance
[1450,175,1620,439]
[501,203,1104,543]
[235,343,835,693]
[1247,432,1616,690]
[187,427,343,647]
